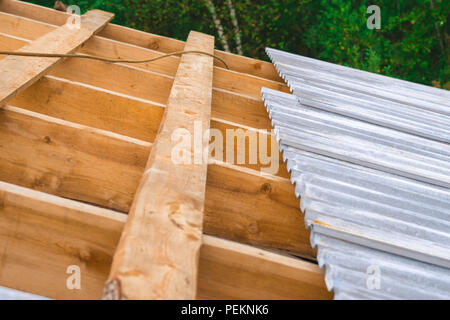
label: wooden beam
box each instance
[211,118,289,178]
[11,74,272,143]
[0,0,69,26]
[0,9,113,107]
[205,162,314,258]
[0,182,328,299]
[0,0,283,82]
[81,37,290,99]
[11,75,165,142]
[104,31,215,300]
[0,32,174,106]
[0,181,125,300]
[0,105,150,212]
[97,23,284,83]
[0,11,54,40]
[198,236,330,299]
[0,11,179,77]
[0,32,27,55]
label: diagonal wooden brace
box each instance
[0,9,113,107]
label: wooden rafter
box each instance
[0,9,113,107]
[104,31,215,300]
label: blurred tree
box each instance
[29,0,448,87]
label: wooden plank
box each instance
[0,181,125,300]
[0,0,69,26]
[0,0,283,81]
[0,105,150,212]
[93,24,284,83]
[0,11,54,40]
[212,50,282,83]
[0,32,27,57]
[198,236,331,300]
[204,162,314,258]
[0,9,113,107]
[11,75,165,142]
[0,183,327,299]
[0,11,179,77]
[105,31,215,300]
[79,34,290,99]
[211,118,289,178]
[0,32,174,106]
[81,36,290,99]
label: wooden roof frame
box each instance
[0,0,331,300]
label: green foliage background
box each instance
[30,0,449,87]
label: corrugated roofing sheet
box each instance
[262,48,450,299]
[0,286,49,300]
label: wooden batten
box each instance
[0,9,113,107]
[104,31,215,300]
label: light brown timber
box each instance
[0,105,150,212]
[0,181,125,300]
[198,236,330,299]
[0,9,113,107]
[105,31,215,300]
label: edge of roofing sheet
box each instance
[261,48,450,299]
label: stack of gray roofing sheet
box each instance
[262,47,450,299]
